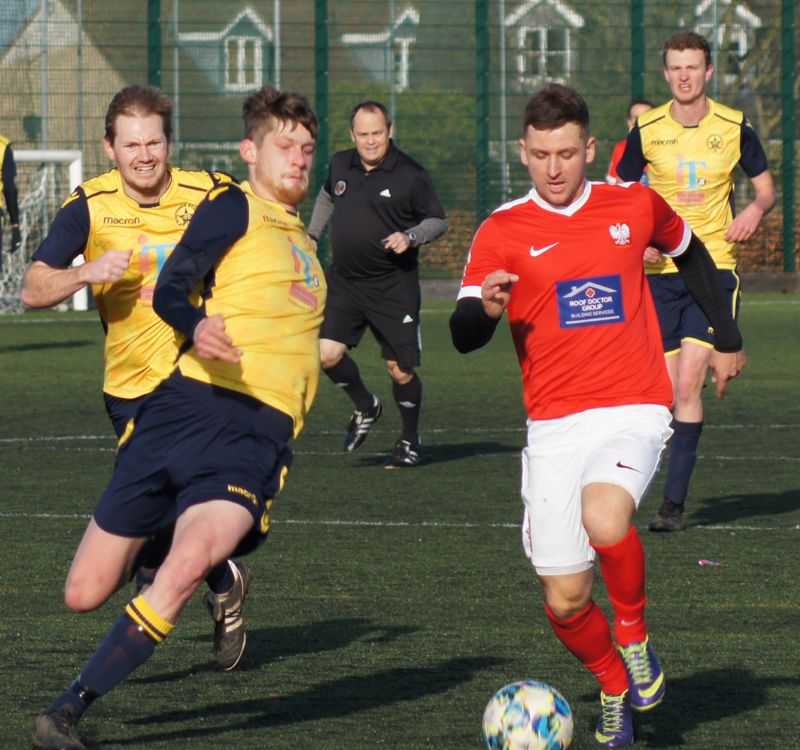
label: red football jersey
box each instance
[459,181,691,420]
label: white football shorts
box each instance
[520,404,672,575]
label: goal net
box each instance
[0,149,83,314]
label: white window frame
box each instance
[224,35,263,92]
[516,24,571,86]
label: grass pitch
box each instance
[1,295,798,749]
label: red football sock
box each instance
[593,525,648,645]
[545,601,629,695]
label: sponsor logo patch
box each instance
[557,275,625,328]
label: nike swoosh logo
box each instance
[616,461,642,473]
[529,242,559,257]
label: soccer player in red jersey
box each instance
[450,84,745,747]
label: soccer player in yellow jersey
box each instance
[21,86,252,673]
[32,84,323,750]
[617,31,775,532]
[0,132,21,263]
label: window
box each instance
[225,36,262,91]
[517,25,570,85]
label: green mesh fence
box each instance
[0,0,796,278]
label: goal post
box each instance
[0,149,85,313]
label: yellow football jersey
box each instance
[0,134,10,209]
[74,167,230,397]
[177,182,327,437]
[628,99,763,274]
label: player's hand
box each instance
[481,270,519,319]
[643,246,661,264]
[724,204,763,243]
[9,225,21,254]
[82,249,132,284]
[193,314,242,363]
[709,349,747,400]
[382,231,412,255]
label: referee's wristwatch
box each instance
[404,230,418,247]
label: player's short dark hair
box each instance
[349,101,392,131]
[105,85,172,144]
[662,31,712,68]
[242,85,318,143]
[628,98,654,117]
[522,84,590,136]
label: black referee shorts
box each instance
[321,268,421,369]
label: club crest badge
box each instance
[334,179,347,196]
[609,223,631,246]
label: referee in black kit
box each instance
[307,100,447,468]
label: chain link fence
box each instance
[0,0,796,283]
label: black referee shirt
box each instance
[324,142,445,278]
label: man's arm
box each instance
[671,233,746,398]
[616,126,647,183]
[450,270,518,353]
[153,184,248,343]
[306,186,333,247]
[724,170,776,243]
[21,192,132,309]
[22,254,131,309]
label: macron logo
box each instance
[529,242,559,257]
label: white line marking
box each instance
[0,511,796,532]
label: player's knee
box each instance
[542,590,591,621]
[64,576,113,613]
[386,360,414,383]
[319,341,345,370]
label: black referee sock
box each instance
[324,354,373,412]
[393,375,422,444]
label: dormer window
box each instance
[225,35,262,91]
[517,25,570,84]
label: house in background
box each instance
[178,6,274,94]
[339,6,420,93]
[691,0,762,87]
[504,0,585,91]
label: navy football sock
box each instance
[393,375,422,443]
[205,560,234,594]
[663,419,703,505]
[324,355,373,411]
[48,597,171,719]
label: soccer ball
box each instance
[482,680,574,750]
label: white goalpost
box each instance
[0,149,84,313]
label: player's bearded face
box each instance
[104,113,171,204]
[519,123,595,208]
[244,123,315,210]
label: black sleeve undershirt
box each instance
[672,233,742,352]
[153,185,249,339]
[449,297,501,353]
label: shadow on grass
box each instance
[579,667,800,747]
[114,655,507,744]
[0,339,94,354]
[351,441,520,468]
[132,618,418,684]
[689,489,800,527]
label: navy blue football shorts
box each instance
[321,267,421,369]
[647,269,740,354]
[94,372,294,557]
[104,392,147,439]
